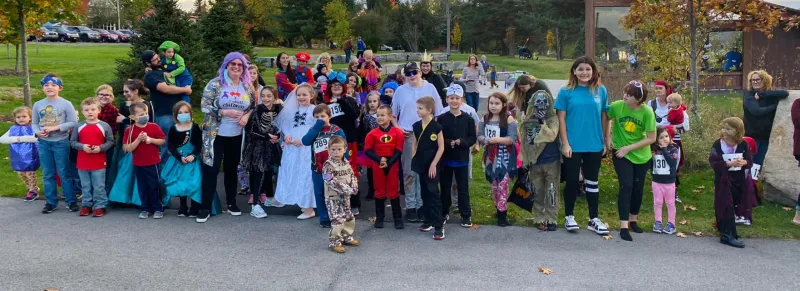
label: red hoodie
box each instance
[667,104,686,126]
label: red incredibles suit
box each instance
[364,125,404,199]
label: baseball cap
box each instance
[296,52,311,62]
[404,61,419,72]
[444,84,463,98]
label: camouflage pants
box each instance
[327,194,356,247]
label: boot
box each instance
[720,233,745,248]
[497,210,509,227]
[405,208,418,223]
[793,210,800,225]
[390,198,404,229]
[416,208,426,223]
[374,199,386,229]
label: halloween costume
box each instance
[158,41,193,103]
[518,90,560,225]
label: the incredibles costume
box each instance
[364,125,405,228]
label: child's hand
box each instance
[83,144,93,153]
[138,132,148,141]
[185,155,195,163]
[428,165,437,179]
[285,134,293,144]
[36,131,49,138]
[292,139,302,146]
[45,126,60,133]
[116,115,126,123]
[91,146,101,154]
[268,134,279,144]
[450,140,457,148]
[379,157,388,168]
[166,72,172,78]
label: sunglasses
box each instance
[629,80,644,97]
[229,62,244,68]
[404,70,418,77]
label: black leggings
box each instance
[562,151,602,218]
[612,154,649,221]
[201,135,242,210]
[365,168,375,199]
[440,165,471,218]
[249,167,274,204]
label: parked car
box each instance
[111,30,129,42]
[94,29,119,43]
[118,29,138,39]
[70,26,100,42]
[380,44,393,51]
[27,27,58,42]
[53,26,79,42]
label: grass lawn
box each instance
[0,43,796,239]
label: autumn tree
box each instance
[323,0,351,47]
[452,22,462,48]
[352,12,388,52]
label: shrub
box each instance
[679,92,743,169]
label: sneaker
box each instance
[330,245,345,253]
[663,222,676,234]
[24,191,38,201]
[41,204,57,214]
[587,218,610,235]
[352,207,360,216]
[264,198,285,208]
[177,207,188,217]
[735,216,747,224]
[743,219,751,226]
[405,209,419,222]
[247,194,254,204]
[653,221,663,233]
[320,221,332,228]
[188,208,199,218]
[433,228,445,240]
[227,205,242,216]
[68,203,80,212]
[546,223,557,231]
[79,206,91,216]
[344,238,360,246]
[564,215,579,231]
[250,204,268,218]
[196,209,210,223]
[138,211,150,219]
[675,196,683,204]
[153,211,164,219]
[297,211,316,220]
[460,216,473,228]
[92,208,106,217]
[419,224,434,232]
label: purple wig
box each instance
[217,52,251,87]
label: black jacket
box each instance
[437,110,477,163]
[743,90,788,139]
[422,71,447,105]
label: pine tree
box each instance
[198,0,252,65]
[113,0,210,104]
[279,0,326,48]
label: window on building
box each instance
[595,7,635,73]
[701,31,744,72]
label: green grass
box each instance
[0,44,796,239]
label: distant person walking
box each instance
[343,37,353,63]
[356,37,366,59]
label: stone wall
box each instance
[762,91,800,206]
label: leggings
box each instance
[17,171,38,192]
[201,135,243,211]
[562,151,602,219]
[612,154,649,221]
[249,167,274,204]
[652,182,676,224]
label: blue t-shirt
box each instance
[554,85,609,153]
[536,142,561,164]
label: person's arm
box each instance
[742,142,754,170]
[147,130,166,146]
[503,119,518,145]
[557,111,570,155]
[123,128,143,152]
[190,124,202,156]
[625,130,657,152]
[0,128,37,144]
[31,104,41,134]
[364,133,382,163]
[301,119,325,146]
[59,102,78,132]
[170,54,186,76]
[98,122,115,152]
[743,93,778,117]
[429,131,445,178]
[340,97,359,117]
[477,121,486,144]
[459,117,477,148]
[69,124,83,150]
[460,68,467,81]
[534,115,559,144]
[758,90,789,101]
[156,82,192,95]
[166,127,182,160]
[201,79,221,118]
[661,146,678,170]
[275,72,297,95]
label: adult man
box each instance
[420,51,447,106]
[391,62,444,222]
[356,37,366,59]
[141,50,192,155]
[343,37,353,63]
[480,55,490,85]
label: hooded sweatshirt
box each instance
[743,89,789,140]
[519,90,560,166]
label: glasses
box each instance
[629,80,644,97]
[404,70,418,77]
[750,78,762,83]
[97,93,112,97]
[228,62,244,68]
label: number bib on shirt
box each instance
[751,163,761,180]
[329,103,344,118]
[314,137,330,153]
[722,153,743,171]
[485,124,500,139]
[652,154,670,175]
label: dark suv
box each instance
[53,26,79,42]
[70,26,100,42]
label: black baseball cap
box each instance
[404,62,419,72]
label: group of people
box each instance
[3,41,799,252]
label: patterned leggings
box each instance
[17,171,38,192]
[327,194,356,247]
[491,175,511,212]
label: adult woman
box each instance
[108,79,154,206]
[742,70,789,166]
[461,54,485,111]
[315,52,332,75]
[606,80,657,241]
[347,59,360,75]
[275,52,297,100]
[555,56,610,235]
[649,80,687,201]
[197,52,256,223]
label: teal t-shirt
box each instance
[607,100,657,164]
[554,85,609,153]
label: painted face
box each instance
[721,124,737,140]
[658,131,671,147]
[367,95,380,111]
[297,87,312,106]
[574,63,593,84]
[488,97,504,115]
[314,111,331,124]
[654,85,667,99]
[377,107,391,126]
[416,104,430,118]
[165,48,175,59]
[447,95,461,110]
[421,63,432,74]
[123,85,138,101]
[328,143,346,161]
[261,89,275,106]
[383,88,394,97]
[750,73,763,90]
[15,112,31,126]
[97,89,113,106]
[42,82,61,97]
[227,59,244,77]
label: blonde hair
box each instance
[81,97,101,110]
[12,106,32,119]
[316,52,332,72]
[721,117,745,143]
[296,83,317,105]
[416,96,436,113]
[95,84,115,102]
[666,93,683,105]
[747,70,773,91]
[363,50,374,60]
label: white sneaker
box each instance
[297,211,316,220]
[743,219,751,226]
[264,198,285,208]
[564,215,579,231]
[735,216,747,224]
[250,205,267,219]
[588,218,610,235]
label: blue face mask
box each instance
[177,113,191,123]
[137,116,149,125]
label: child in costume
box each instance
[70,97,114,217]
[710,117,753,248]
[413,96,446,240]
[438,85,477,227]
[274,84,317,220]
[123,102,166,219]
[379,81,397,105]
[741,136,759,226]
[358,92,381,201]
[651,127,680,234]
[160,101,203,217]
[519,90,560,230]
[158,41,193,103]
[242,86,284,217]
[0,106,40,201]
[358,50,382,97]
[109,79,154,207]
[323,72,362,215]
[295,52,315,85]
[479,93,518,227]
[322,136,360,253]
[364,104,405,229]
[302,104,347,228]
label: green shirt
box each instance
[607,100,656,164]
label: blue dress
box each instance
[160,128,202,205]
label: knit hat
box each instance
[141,50,157,65]
[380,81,398,95]
[296,52,311,62]
[654,80,673,96]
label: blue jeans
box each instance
[465,92,480,112]
[78,169,107,208]
[754,138,769,165]
[155,114,175,160]
[312,172,330,224]
[344,48,351,63]
[39,139,76,206]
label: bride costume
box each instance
[274,86,316,208]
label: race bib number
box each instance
[485,124,500,139]
[652,154,670,175]
[314,138,330,153]
[329,103,344,118]
[751,163,761,180]
[722,153,743,171]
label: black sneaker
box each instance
[188,208,199,218]
[460,216,472,228]
[42,204,57,214]
[68,203,80,212]
[405,209,418,222]
[177,206,188,217]
[196,209,210,223]
[433,228,445,240]
[417,209,426,223]
[394,219,404,229]
[320,221,332,228]
[546,223,557,231]
[374,220,384,229]
[227,204,242,216]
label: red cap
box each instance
[296,52,310,62]
[655,80,673,96]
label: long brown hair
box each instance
[509,75,536,110]
[467,54,479,69]
[566,56,602,93]
[486,92,510,128]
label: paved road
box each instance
[1,197,798,291]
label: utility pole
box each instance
[445,0,451,56]
[116,0,121,30]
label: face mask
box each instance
[177,113,191,123]
[137,116,149,125]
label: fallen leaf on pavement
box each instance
[602,235,613,240]
[367,217,376,222]
[693,232,703,237]
[470,224,480,230]
[783,207,793,211]
[676,232,688,238]
[679,218,689,225]
[538,267,552,275]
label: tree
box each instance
[113,0,210,104]
[192,0,207,17]
[545,30,555,53]
[622,0,795,115]
[199,0,252,64]
[352,12,388,53]
[389,0,438,52]
[243,0,281,45]
[0,0,82,106]
[452,22,462,48]
[515,0,583,60]
[279,0,326,48]
[323,0,351,47]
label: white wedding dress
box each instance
[274,88,315,208]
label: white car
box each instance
[380,44,393,51]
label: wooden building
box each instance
[584,0,800,91]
